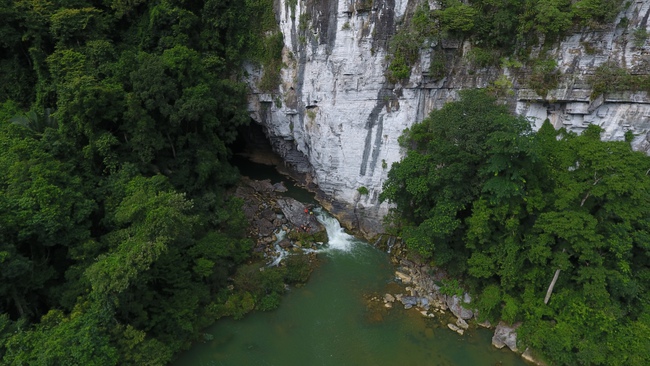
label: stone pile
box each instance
[382,256,544,363]
[234,177,326,260]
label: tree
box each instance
[384,93,650,365]
[381,89,534,269]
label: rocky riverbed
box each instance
[234,176,328,264]
[234,172,545,365]
[367,243,547,366]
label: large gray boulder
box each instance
[446,294,474,320]
[276,197,324,234]
[492,322,521,352]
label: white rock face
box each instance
[492,322,521,352]
[247,0,650,237]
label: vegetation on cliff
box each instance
[0,0,288,364]
[381,89,650,365]
[387,0,625,82]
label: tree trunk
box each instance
[544,269,561,305]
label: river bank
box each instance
[214,151,540,365]
[173,189,530,365]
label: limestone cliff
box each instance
[247,0,650,238]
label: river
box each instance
[172,158,529,366]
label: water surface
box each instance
[174,212,528,366]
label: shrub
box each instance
[439,278,464,297]
[469,47,500,68]
[284,253,312,284]
[633,27,648,48]
[528,58,560,97]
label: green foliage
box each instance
[438,279,464,297]
[256,31,284,92]
[3,300,120,366]
[387,54,412,81]
[436,1,477,33]
[0,0,280,363]
[232,264,287,313]
[469,47,500,67]
[572,0,623,25]
[387,4,437,82]
[357,186,369,195]
[283,253,313,284]
[528,58,560,97]
[633,27,648,48]
[487,75,514,98]
[590,62,650,98]
[383,90,650,365]
[428,51,447,80]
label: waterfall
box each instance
[268,207,358,267]
[268,229,288,267]
[314,208,357,252]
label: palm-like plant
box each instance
[10,108,57,134]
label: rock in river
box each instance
[492,322,521,352]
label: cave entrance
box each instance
[230,118,285,171]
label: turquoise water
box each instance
[173,212,528,366]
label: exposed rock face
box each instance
[276,197,325,234]
[446,294,474,320]
[234,177,324,256]
[492,322,521,353]
[248,0,650,237]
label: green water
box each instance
[174,157,528,365]
[173,234,528,366]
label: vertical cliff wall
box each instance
[247,0,650,238]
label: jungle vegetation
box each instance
[387,0,626,81]
[0,0,299,364]
[381,89,650,365]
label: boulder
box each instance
[521,347,548,366]
[456,317,469,330]
[384,293,395,303]
[277,238,292,249]
[254,218,276,237]
[446,295,474,320]
[248,179,275,193]
[273,182,288,192]
[447,323,464,335]
[477,319,492,328]
[400,296,418,307]
[395,271,412,284]
[276,197,325,234]
[492,322,521,352]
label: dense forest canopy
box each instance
[1,0,647,364]
[0,0,297,364]
[381,90,650,365]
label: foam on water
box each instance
[267,229,287,267]
[314,208,358,252]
